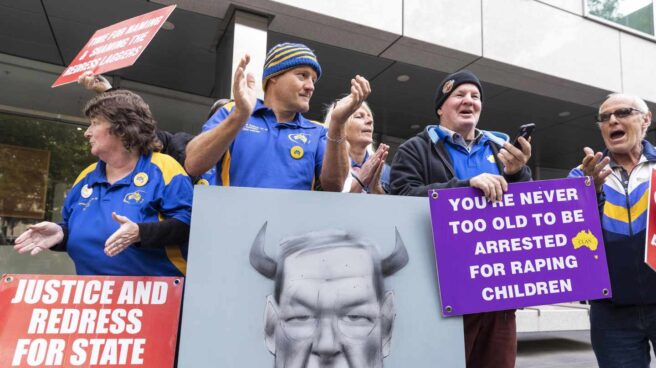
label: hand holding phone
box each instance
[513,123,535,149]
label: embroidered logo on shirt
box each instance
[487,155,496,164]
[243,123,268,133]
[288,133,310,145]
[78,197,98,210]
[81,184,93,198]
[290,146,304,159]
[133,172,149,187]
[123,190,145,204]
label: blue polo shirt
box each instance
[62,152,193,276]
[202,99,326,190]
[429,126,500,179]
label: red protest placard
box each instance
[51,5,176,88]
[645,170,656,271]
[0,274,183,367]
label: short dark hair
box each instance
[84,90,162,155]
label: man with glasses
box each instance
[569,93,655,368]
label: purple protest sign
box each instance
[429,177,611,317]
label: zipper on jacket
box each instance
[624,185,633,237]
[620,170,634,237]
[615,162,645,237]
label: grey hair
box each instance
[603,93,650,114]
[598,93,652,139]
[249,222,409,302]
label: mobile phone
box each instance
[513,123,535,149]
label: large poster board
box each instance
[178,187,465,367]
[429,177,612,316]
[0,274,183,367]
[52,5,176,87]
[0,144,50,219]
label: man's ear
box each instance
[437,109,442,117]
[265,295,279,355]
[380,290,395,358]
[643,111,653,132]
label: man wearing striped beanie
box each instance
[185,43,370,191]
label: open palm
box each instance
[232,54,257,120]
[14,222,64,255]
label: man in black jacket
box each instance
[390,70,532,368]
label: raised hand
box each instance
[14,222,64,255]
[366,144,390,194]
[580,147,611,193]
[232,54,257,122]
[104,212,140,257]
[77,71,112,93]
[351,144,389,193]
[498,137,531,175]
[329,76,371,127]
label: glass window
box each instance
[0,113,92,274]
[586,0,655,36]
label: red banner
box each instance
[51,5,176,88]
[0,274,183,367]
[646,170,656,271]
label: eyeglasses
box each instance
[596,107,644,123]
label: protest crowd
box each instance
[6,13,656,368]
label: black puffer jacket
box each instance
[390,127,532,197]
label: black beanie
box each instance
[434,70,483,116]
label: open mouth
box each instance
[610,131,625,140]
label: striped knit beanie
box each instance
[262,43,322,90]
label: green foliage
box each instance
[588,0,655,35]
[588,0,621,21]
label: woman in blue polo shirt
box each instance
[324,101,390,194]
[14,90,193,276]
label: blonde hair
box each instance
[324,100,375,154]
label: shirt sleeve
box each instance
[137,218,189,249]
[157,167,194,225]
[61,187,75,225]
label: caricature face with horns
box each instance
[249,223,409,368]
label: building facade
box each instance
[1,0,655,264]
